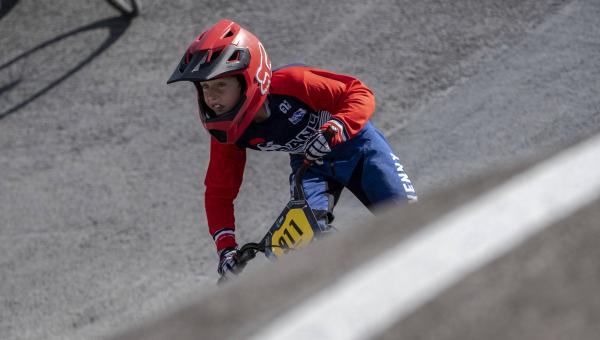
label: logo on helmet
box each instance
[255,42,271,95]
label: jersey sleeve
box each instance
[204,137,246,253]
[270,66,376,140]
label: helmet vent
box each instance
[179,52,191,72]
[223,30,234,38]
[209,49,223,62]
[228,50,241,63]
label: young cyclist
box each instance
[167,19,417,279]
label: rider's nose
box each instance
[204,91,217,103]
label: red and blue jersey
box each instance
[205,65,376,252]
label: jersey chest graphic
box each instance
[237,94,331,154]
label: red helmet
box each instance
[167,19,272,144]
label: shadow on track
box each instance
[0,15,133,120]
[0,0,19,20]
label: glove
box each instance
[304,131,331,162]
[217,248,245,278]
[304,120,345,162]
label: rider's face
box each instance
[199,77,242,115]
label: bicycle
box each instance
[216,128,339,284]
[217,160,329,285]
[105,0,140,18]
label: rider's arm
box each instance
[204,137,246,253]
[271,66,375,142]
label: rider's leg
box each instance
[288,121,417,230]
[345,124,418,207]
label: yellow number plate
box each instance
[270,208,315,257]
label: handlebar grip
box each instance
[237,249,256,263]
[236,242,264,264]
[217,242,265,285]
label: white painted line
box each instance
[248,133,600,340]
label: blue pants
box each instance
[289,122,417,229]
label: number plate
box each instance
[264,200,321,258]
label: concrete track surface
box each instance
[1,0,599,339]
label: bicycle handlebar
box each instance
[236,242,265,263]
[218,129,337,284]
[216,242,267,285]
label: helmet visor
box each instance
[167,45,250,84]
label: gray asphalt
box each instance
[1,0,598,339]
[110,141,600,340]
